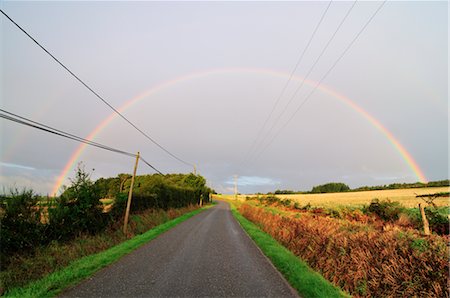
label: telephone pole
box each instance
[234,175,238,199]
[123,152,140,235]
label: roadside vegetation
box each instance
[223,192,449,297]
[3,207,207,298]
[0,163,213,295]
[229,202,348,298]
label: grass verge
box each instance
[4,206,209,298]
[229,202,349,298]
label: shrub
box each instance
[264,196,281,205]
[110,174,207,214]
[49,164,107,240]
[404,206,449,236]
[364,198,403,221]
[424,207,449,235]
[0,189,46,262]
[280,199,291,207]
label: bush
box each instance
[280,199,291,207]
[110,173,210,215]
[424,208,449,235]
[1,164,214,269]
[0,189,46,263]
[49,164,107,240]
[364,199,403,221]
[264,196,281,205]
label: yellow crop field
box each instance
[216,187,449,208]
[274,187,449,208]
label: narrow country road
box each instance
[61,200,298,297]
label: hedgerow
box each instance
[0,163,212,267]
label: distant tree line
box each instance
[268,179,449,195]
[311,182,350,193]
[352,180,449,192]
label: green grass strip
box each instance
[4,206,210,298]
[230,203,349,298]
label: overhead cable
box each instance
[0,9,193,168]
[243,0,333,162]
[0,109,163,174]
[254,0,387,160]
[248,0,358,163]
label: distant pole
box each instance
[123,152,140,235]
[234,175,238,199]
[194,164,197,175]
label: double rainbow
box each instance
[51,67,427,195]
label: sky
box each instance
[0,1,448,195]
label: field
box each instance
[226,187,449,208]
[218,187,449,297]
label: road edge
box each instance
[3,206,212,298]
[227,200,349,298]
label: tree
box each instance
[118,173,132,192]
[49,163,106,238]
[311,182,350,193]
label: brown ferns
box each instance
[239,204,448,298]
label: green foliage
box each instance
[1,163,215,274]
[3,208,206,298]
[111,173,212,213]
[281,199,291,207]
[274,189,297,194]
[424,208,449,235]
[410,238,429,253]
[311,182,350,194]
[364,199,403,221]
[49,164,107,240]
[0,189,46,262]
[353,180,449,192]
[94,177,120,198]
[405,206,449,236]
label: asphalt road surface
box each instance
[61,200,298,297]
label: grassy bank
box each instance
[2,205,210,298]
[228,201,348,298]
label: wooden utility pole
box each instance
[123,152,140,235]
[234,175,238,199]
[193,164,197,175]
[419,203,430,236]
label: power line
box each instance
[0,108,131,155]
[253,0,387,160]
[0,112,135,158]
[247,0,357,163]
[0,109,163,174]
[139,156,163,175]
[243,0,333,162]
[0,9,193,169]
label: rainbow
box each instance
[51,67,427,195]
